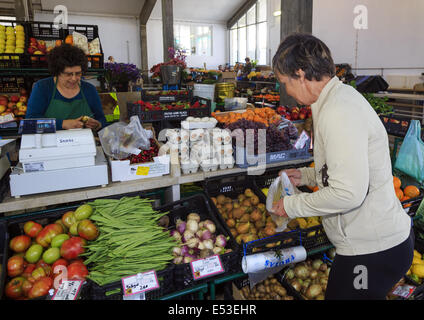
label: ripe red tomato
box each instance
[22,279,34,297]
[23,221,43,238]
[28,277,53,299]
[60,237,86,260]
[9,235,32,253]
[67,261,89,280]
[7,255,25,277]
[36,224,64,248]
[77,219,99,241]
[5,276,25,299]
[52,258,68,271]
[21,263,36,279]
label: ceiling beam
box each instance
[139,0,157,25]
[226,0,257,29]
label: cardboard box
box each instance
[221,71,236,80]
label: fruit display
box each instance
[212,107,281,127]
[3,203,98,300]
[236,275,296,300]
[252,93,280,104]
[170,213,232,264]
[0,90,28,118]
[0,24,25,55]
[283,256,332,300]
[143,90,190,98]
[406,248,424,284]
[277,106,312,121]
[132,99,207,112]
[27,37,48,56]
[393,176,421,209]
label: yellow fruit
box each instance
[414,250,422,259]
[296,218,308,229]
[411,264,424,278]
[14,25,24,32]
[406,268,412,276]
[14,48,24,54]
[0,25,5,31]
[412,256,424,265]
[261,188,269,196]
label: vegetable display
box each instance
[4,204,97,300]
[406,249,424,283]
[237,275,295,300]
[170,213,232,264]
[83,197,178,286]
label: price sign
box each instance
[121,270,159,297]
[294,130,310,150]
[392,284,416,299]
[190,254,224,280]
[51,280,84,300]
[136,166,150,176]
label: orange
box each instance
[404,185,420,198]
[309,162,315,168]
[395,188,404,201]
[393,176,402,189]
[312,186,319,192]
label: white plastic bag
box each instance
[98,116,153,160]
[72,31,89,54]
[266,172,301,231]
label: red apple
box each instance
[10,95,19,103]
[19,96,27,103]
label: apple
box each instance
[7,102,14,109]
[299,113,306,120]
[0,96,8,106]
[19,88,27,97]
[10,95,19,103]
[291,112,299,120]
[19,96,27,103]
[27,47,37,55]
[0,105,6,113]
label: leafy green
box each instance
[349,80,393,115]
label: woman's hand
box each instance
[271,198,288,218]
[280,168,302,187]
[62,117,84,130]
[84,117,102,131]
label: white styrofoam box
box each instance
[109,154,170,182]
[10,147,108,197]
[181,118,217,130]
[193,84,215,102]
[220,156,235,170]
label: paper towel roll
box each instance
[242,246,307,274]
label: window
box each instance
[174,24,212,56]
[230,0,267,66]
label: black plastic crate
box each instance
[0,20,28,69]
[127,96,211,123]
[0,75,28,93]
[87,265,175,300]
[155,193,241,291]
[232,273,304,300]
[0,221,8,300]
[141,89,193,103]
[299,224,332,252]
[379,114,412,138]
[242,230,302,256]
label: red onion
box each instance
[176,219,186,234]
[214,234,227,248]
[201,229,213,241]
[181,245,190,256]
[203,219,216,233]
[170,230,182,242]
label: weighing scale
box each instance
[10,119,109,198]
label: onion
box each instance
[183,256,194,263]
[182,230,195,243]
[198,241,206,250]
[203,219,216,233]
[200,249,214,258]
[213,246,224,255]
[312,259,323,270]
[170,230,182,242]
[176,219,186,234]
[285,269,295,280]
[214,234,227,248]
[202,239,214,250]
[187,213,201,222]
[195,230,204,239]
[186,219,199,233]
[294,265,310,280]
[181,245,190,256]
[172,246,182,257]
[198,221,205,229]
[173,256,183,264]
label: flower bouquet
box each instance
[105,62,141,92]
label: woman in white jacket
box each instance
[271,33,414,300]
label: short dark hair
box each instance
[47,44,88,76]
[272,33,336,81]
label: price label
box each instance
[190,255,224,280]
[294,130,310,150]
[121,270,159,297]
[136,166,150,176]
[51,280,84,300]
[392,284,416,299]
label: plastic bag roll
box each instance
[242,246,307,274]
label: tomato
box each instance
[55,219,69,234]
[51,234,70,248]
[5,276,25,299]
[28,277,53,299]
[9,235,32,253]
[67,261,89,280]
[35,260,53,277]
[42,247,60,264]
[25,243,43,263]
[36,224,64,248]
[52,258,68,271]
[22,279,33,297]
[7,255,25,277]
[60,237,86,260]
[31,267,46,280]
[23,221,43,238]
[77,219,99,241]
[21,263,36,278]
[61,211,76,228]
[74,204,93,221]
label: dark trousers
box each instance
[325,229,414,300]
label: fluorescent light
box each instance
[273,10,281,17]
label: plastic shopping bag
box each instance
[266,172,301,231]
[394,120,424,185]
[98,116,153,160]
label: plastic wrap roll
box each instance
[242,246,307,274]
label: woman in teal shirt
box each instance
[26,44,106,130]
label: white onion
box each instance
[186,219,199,233]
[182,230,195,243]
[172,247,182,257]
[203,239,214,250]
[187,213,201,222]
[203,220,216,234]
[214,234,227,248]
[186,237,199,249]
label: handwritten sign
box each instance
[121,270,159,297]
[190,255,224,280]
[51,280,84,300]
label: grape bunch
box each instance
[224,119,293,155]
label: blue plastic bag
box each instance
[394,120,424,185]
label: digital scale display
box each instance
[18,119,56,135]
